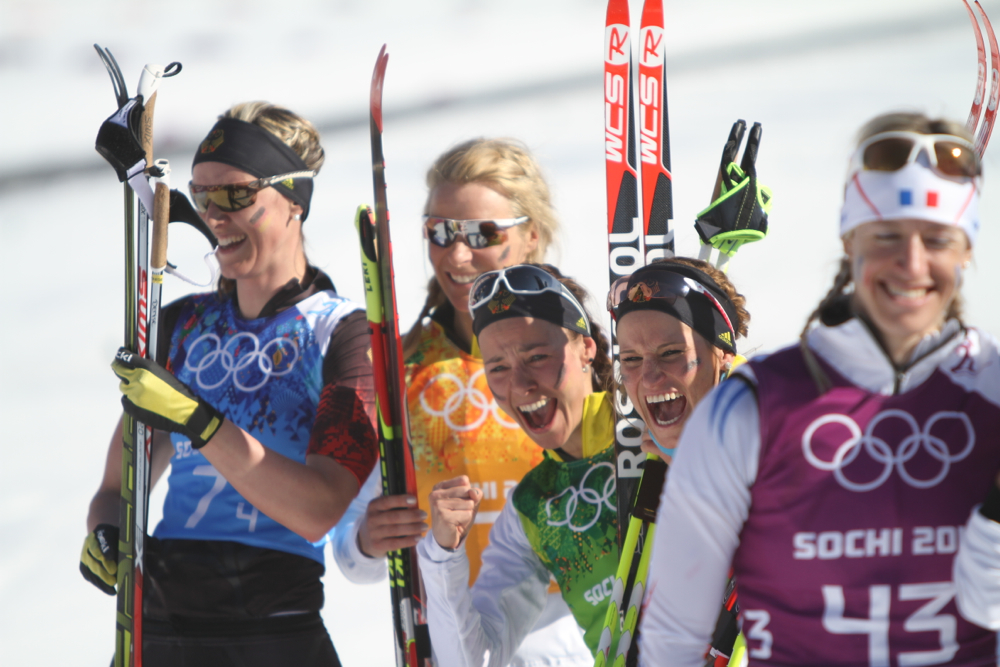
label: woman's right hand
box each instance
[357,494,429,560]
[428,476,483,551]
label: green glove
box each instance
[80,524,118,595]
[695,120,773,259]
[112,347,223,449]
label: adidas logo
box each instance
[576,317,587,330]
[718,331,732,345]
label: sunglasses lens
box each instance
[474,222,508,249]
[470,273,500,305]
[191,188,210,213]
[189,183,258,213]
[934,141,980,177]
[424,220,451,247]
[228,186,256,210]
[863,138,913,172]
[501,265,555,292]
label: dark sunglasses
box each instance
[189,170,316,214]
[607,271,735,342]
[851,131,981,179]
[423,215,528,250]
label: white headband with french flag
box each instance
[840,161,981,245]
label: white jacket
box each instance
[332,468,591,667]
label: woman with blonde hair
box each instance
[639,112,1000,665]
[81,102,378,666]
[333,139,594,664]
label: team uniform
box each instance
[142,270,378,665]
[332,302,591,665]
[639,315,1000,666]
[416,392,618,666]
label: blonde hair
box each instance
[222,101,325,172]
[403,138,560,357]
[214,102,322,296]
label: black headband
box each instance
[615,263,739,354]
[192,117,316,220]
[472,287,591,339]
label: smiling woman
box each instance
[412,263,629,664]
[638,112,1000,666]
[81,102,378,667]
[329,139,594,665]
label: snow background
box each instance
[1,0,998,664]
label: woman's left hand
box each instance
[428,476,482,551]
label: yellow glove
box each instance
[80,524,118,595]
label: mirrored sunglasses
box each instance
[851,131,980,179]
[189,170,316,213]
[423,216,528,250]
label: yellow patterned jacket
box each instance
[404,309,545,585]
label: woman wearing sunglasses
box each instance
[80,103,378,666]
[415,262,748,665]
[639,112,1000,666]
[332,141,592,663]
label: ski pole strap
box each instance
[695,122,772,258]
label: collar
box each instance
[232,266,334,319]
[548,392,615,463]
[807,317,965,395]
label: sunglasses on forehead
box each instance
[850,131,981,179]
[188,170,316,214]
[423,215,528,250]
[469,265,590,334]
[607,271,736,343]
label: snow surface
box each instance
[1,0,999,664]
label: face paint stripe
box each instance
[249,207,266,225]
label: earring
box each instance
[582,358,594,372]
[293,213,302,221]
[963,261,971,269]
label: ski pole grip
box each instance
[152,160,171,270]
[141,90,157,170]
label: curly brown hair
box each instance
[651,257,751,339]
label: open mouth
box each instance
[518,397,558,431]
[883,283,933,302]
[448,272,477,285]
[216,233,247,253]
[645,392,686,427]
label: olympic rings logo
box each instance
[545,462,616,533]
[184,332,299,392]
[802,410,975,492]
[418,368,520,431]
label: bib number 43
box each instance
[744,583,959,666]
[822,583,957,667]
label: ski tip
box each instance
[639,0,664,26]
[371,45,389,133]
[605,0,629,25]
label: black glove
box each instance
[111,347,223,449]
[695,120,772,259]
[80,524,119,595]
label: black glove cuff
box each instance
[94,524,120,558]
[188,403,224,449]
[980,482,1000,523]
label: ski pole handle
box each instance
[137,64,165,168]
[151,160,171,271]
